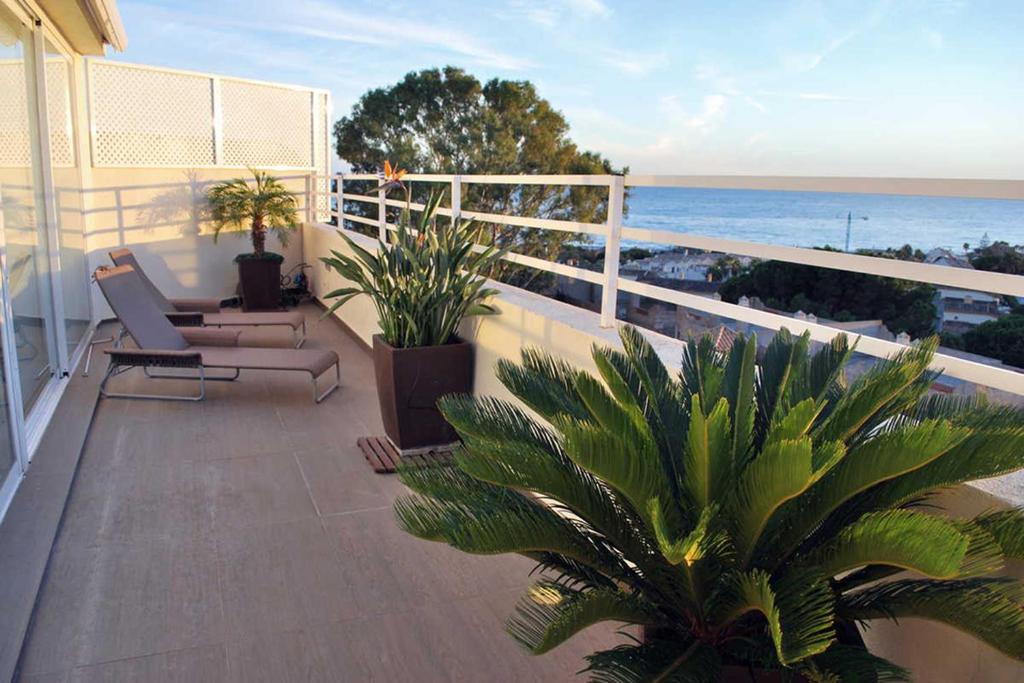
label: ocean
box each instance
[622,187,1024,253]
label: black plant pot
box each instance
[372,335,473,453]
[237,257,281,311]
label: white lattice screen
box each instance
[0,59,74,168]
[86,61,329,176]
[89,61,216,167]
[0,59,31,168]
[222,80,312,168]
[45,60,75,167]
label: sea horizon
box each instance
[614,186,1024,254]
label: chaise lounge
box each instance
[94,265,339,403]
[108,248,307,347]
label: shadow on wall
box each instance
[79,169,309,319]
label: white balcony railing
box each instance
[310,173,1024,396]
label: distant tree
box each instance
[706,255,747,282]
[969,241,1024,275]
[718,251,937,337]
[961,315,1024,369]
[334,66,627,290]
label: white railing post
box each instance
[600,175,625,328]
[304,173,313,223]
[335,173,343,227]
[451,174,462,224]
[377,174,387,241]
[211,76,224,166]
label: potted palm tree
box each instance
[320,163,505,453]
[207,169,298,310]
[396,326,1024,680]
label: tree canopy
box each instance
[969,241,1024,275]
[718,250,937,338]
[334,66,626,288]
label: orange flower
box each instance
[383,160,407,183]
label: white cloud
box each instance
[601,48,669,76]
[744,96,768,113]
[686,94,728,132]
[693,60,739,96]
[141,0,533,71]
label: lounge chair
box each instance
[108,248,307,347]
[94,265,339,403]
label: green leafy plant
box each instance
[320,188,505,348]
[395,326,1024,681]
[207,169,298,260]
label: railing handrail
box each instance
[310,171,1024,396]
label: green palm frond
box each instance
[712,569,836,665]
[584,641,722,683]
[798,510,970,579]
[841,579,1024,661]
[973,507,1024,558]
[803,644,910,682]
[206,169,298,253]
[508,582,657,654]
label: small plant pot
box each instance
[236,255,282,311]
[372,335,474,453]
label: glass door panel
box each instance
[0,7,56,415]
[45,39,90,357]
[0,3,33,509]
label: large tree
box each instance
[334,66,626,289]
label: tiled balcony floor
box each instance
[17,306,617,682]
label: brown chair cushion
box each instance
[181,328,241,347]
[203,310,305,330]
[193,346,338,376]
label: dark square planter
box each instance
[237,258,281,311]
[372,335,474,453]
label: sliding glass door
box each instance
[0,2,36,514]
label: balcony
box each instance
[2,9,1024,682]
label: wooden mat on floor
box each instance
[357,436,454,474]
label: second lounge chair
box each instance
[109,248,307,347]
[95,265,339,403]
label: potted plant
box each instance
[207,169,298,310]
[320,162,505,453]
[396,326,1024,680]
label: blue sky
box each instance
[112,0,1023,178]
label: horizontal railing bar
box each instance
[341,193,376,204]
[501,251,606,285]
[331,173,613,186]
[623,175,1024,200]
[339,213,378,228]
[616,278,1024,395]
[458,209,606,236]
[620,227,1024,297]
[330,173,1024,199]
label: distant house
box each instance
[922,248,1009,334]
[619,250,751,282]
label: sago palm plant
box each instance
[207,169,298,259]
[320,190,505,348]
[395,326,1024,681]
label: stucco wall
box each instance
[83,168,309,319]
